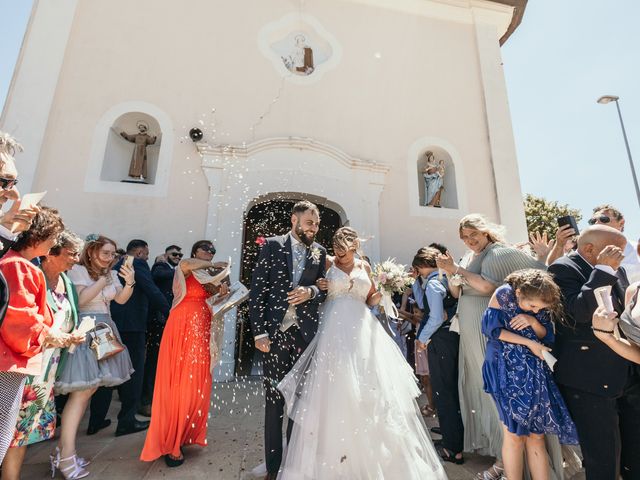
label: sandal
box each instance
[436,445,464,465]
[164,447,185,468]
[164,454,184,467]
[475,463,504,480]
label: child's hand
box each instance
[527,340,551,360]
[510,313,537,331]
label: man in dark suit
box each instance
[548,225,640,479]
[249,201,327,479]
[88,239,171,436]
[139,244,182,415]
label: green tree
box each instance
[524,194,582,238]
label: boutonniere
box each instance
[309,246,321,265]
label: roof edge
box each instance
[493,0,527,45]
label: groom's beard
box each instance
[295,224,316,247]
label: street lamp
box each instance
[597,95,640,208]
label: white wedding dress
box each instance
[278,265,447,479]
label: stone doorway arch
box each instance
[199,137,388,380]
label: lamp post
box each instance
[597,95,640,208]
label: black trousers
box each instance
[141,318,165,406]
[89,331,146,430]
[262,327,307,475]
[561,375,640,480]
[427,328,464,454]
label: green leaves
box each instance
[524,194,582,239]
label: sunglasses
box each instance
[199,245,216,255]
[169,252,184,258]
[0,177,18,191]
[588,215,611,225]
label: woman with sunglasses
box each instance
[141,240,228,467]
[53,235,135,479]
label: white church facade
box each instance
[1,0,528,378]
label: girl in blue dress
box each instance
[482,269,578,480]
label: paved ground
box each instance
[22,379,581,480]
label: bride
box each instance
[277,227,447,479]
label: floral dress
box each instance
[11,292,74,446]
[481,284,578,444]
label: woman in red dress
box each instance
[140,240,228,467]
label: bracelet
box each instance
[454,266,460,275]
[591,326,614,334]
[126,282,136,288]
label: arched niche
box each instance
[416,147,458,209]
[407,137,468,219]
[85,101,173,197]
[101,112,161,184]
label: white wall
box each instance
[3,0,527,375]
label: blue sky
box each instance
[1,0,639,242]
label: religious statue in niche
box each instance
[422,151,445,207]
[120,121,157,183]
[281,34,314,75]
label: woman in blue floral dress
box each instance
[482,269,578,480]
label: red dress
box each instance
[140,275,212,461]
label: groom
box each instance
[249,200,327,479]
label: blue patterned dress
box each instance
[481,285,578,444]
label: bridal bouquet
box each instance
[371,259,414,319]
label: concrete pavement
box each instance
[22,379,581,479]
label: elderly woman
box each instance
[0,207,67,479]
[37,230,93,479]
[436,214,562,480]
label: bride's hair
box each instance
[332,227,360,254]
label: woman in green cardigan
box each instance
[38,231,88,479]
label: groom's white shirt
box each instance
[254,232,319,341]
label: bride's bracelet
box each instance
[591,326,614,335]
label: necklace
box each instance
[44,271,62,292]
[335,259,356,275]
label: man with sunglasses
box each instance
[139,245,183,415]
[590,205,640,272]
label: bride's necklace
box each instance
[335,260,355,276]
[335,260,357,291]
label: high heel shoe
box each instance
[51,447,90,469]
[50,449,89,479]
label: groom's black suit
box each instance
[249,234,327,475]
[548,252,640,479]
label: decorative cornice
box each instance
[339,0,525,45]
[197,136,390,174]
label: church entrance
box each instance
[234,195,343,376]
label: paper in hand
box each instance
[594,286,614,313]
[19,191,47,210]
[67,316,96,354]
[210,281,249,317]
[542,350,558,371]
[192,257,231,286]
